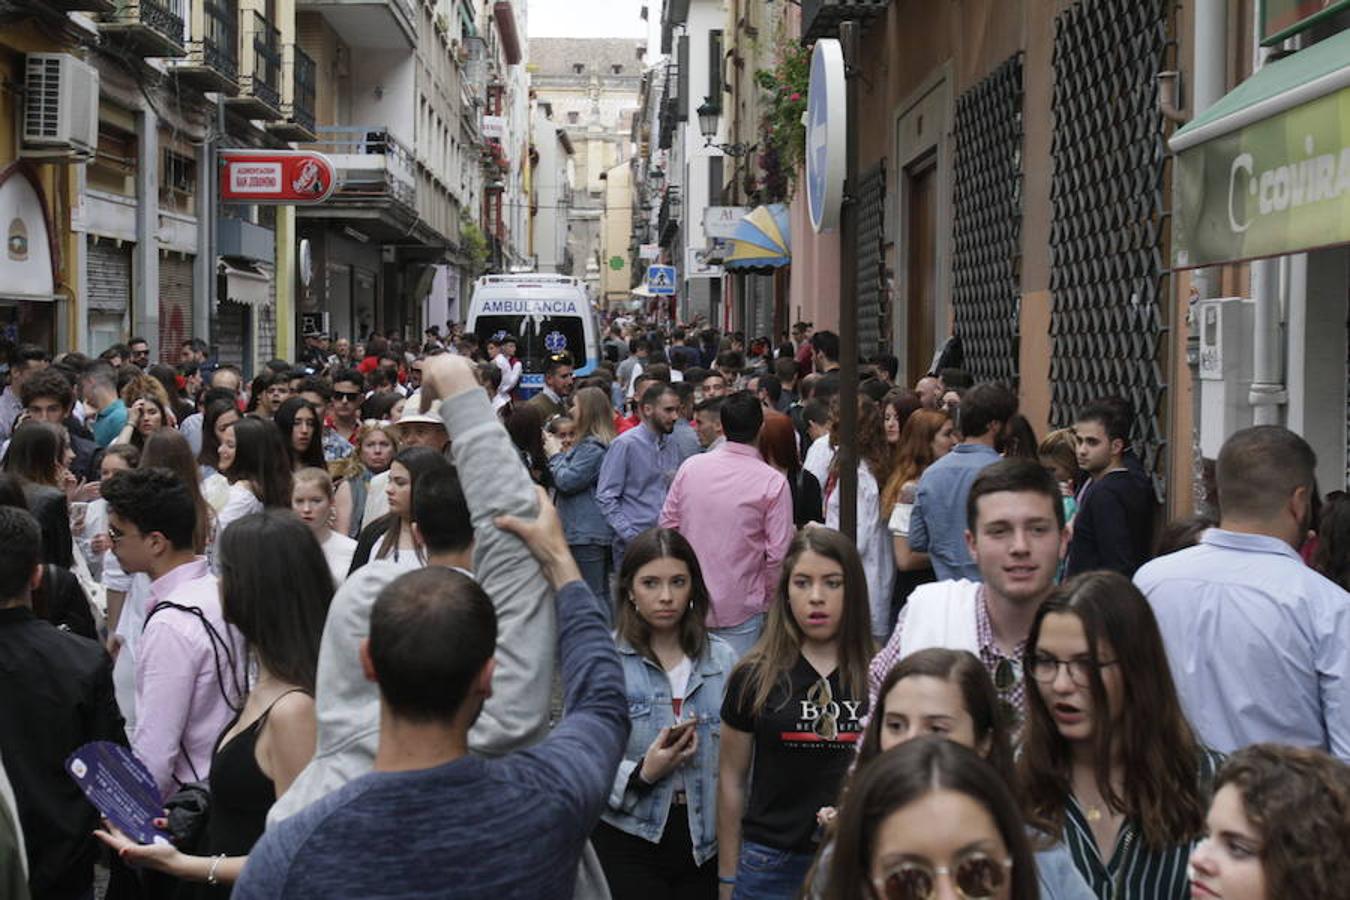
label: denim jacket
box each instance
[550,436,615,546]
[603,634,737,865]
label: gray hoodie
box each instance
[268,386,555,825]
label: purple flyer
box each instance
[66,741,171,846]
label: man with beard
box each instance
[1136,427,1350,759]
[595,381,682,568]
[908,382,1017,581]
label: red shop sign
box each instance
[219,149,337,205]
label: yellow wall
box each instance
[1,25,82,346]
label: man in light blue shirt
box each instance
[1135,426,1350,761]
[909,383,1017,581]
[595,381,682,567]
[78,363,127,448]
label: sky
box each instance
[527,0,662,55]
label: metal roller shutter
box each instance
[88,240,132,314]
[158,254,194,357]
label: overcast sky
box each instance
[527,0,661,55]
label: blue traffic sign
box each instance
[646,265,677,295]
[806,39,846,234]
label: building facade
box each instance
[529,37,643,303]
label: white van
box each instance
[465,274,600,396]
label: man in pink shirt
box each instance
[102,468,246,799]
[660,391,794,657]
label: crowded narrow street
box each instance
[0,1,1347,899]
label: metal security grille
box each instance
[952,54,1024,387]
[1050,0,1171,492]
[856,161,886,357]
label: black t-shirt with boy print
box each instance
[721,654,867,852]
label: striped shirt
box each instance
[1059,749,1224,900]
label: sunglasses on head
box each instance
[873,852,1013,900]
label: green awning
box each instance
[1172,28,1350,153]
[1171,30,1350,269]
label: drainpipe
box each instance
[1247,26,1288,426]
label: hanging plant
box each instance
[754,37,811,200]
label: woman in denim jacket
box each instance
[592,527,736,899]
[548,386,617,612]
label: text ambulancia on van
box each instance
[466,274,600,398]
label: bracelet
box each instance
[207,854,226,885]
[718,875,737,886]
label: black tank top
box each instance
[203,689,308,897]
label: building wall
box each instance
[600,162,634,304]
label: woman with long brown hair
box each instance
[717,528,874,898]
[759,412,822,527]
[881,408,955,623]
[825,395,896,642]
[1018,570,1222,899]
[139,429,212,554]
[549,385,617,605]
[593,527,736,899]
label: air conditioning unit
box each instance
[22,53,99,161]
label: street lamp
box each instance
[696,97,756,157]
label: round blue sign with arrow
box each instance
[806,39,847,234]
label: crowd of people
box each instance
[0,318,1346,900]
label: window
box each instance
[161,150,196,194]
[567,111,579,124]
[611,64,622,74]
[572,63,584,74]
[709,30,723,99]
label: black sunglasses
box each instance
[333,390,362,401]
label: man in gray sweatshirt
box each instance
[267,354,612,896]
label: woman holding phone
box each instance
[592,527,736,900]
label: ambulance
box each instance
[465,274,600,397]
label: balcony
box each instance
[269,45,317,141]
[296,0,416,50]
[299,126,418,239]
[226,11,281,120]
[800,0,890,43]
[658,185,681,246]
[100,0,187,59]
[170,0,239,95]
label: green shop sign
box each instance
[1172,28,1350,269]
[1261,1,1350,46]
[1174,87,1350,269]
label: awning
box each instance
[220,259,270,307]
[724,203,792,271]
[1170,28,1350,268]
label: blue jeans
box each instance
[571,543,613,625]
[711,613,765,659]
[732,840,815,899]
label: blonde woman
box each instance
[332,421,398,538]
[547,385,617,606]
[293,467,357,586]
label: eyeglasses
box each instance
[873,853,1013,900]
[333,390,362,402]
[1029,654,1119,688]
[807,676,837,740]
[992,657,1022,731]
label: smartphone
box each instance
[663,718,696,747]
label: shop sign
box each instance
[220,150,337,205]
[1173,87,1350,269]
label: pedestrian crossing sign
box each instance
[646,265,677,295]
